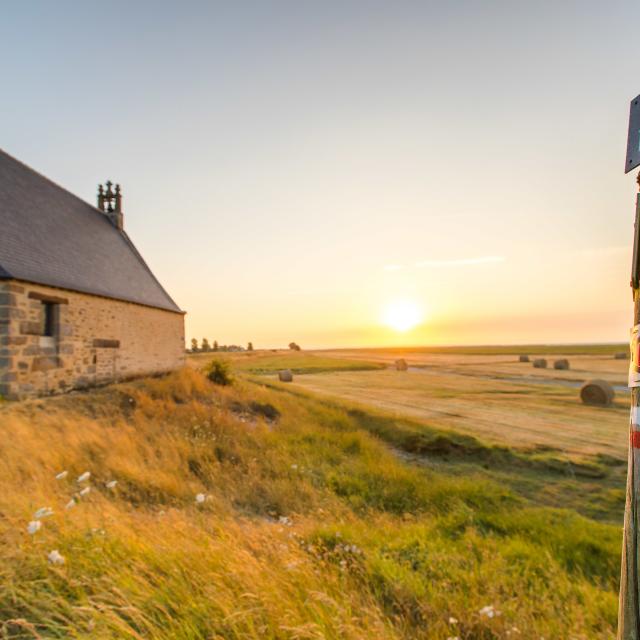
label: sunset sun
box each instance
[382,300,424,332]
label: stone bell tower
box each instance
[97,181,123,230]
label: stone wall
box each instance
[0,280,185,399]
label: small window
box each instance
[42,302,57,337]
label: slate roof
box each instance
[0,149,182,313]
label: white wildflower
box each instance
[34,507,54,519]
[449,617,458,625]
[278,516,292,526]
[65,498,76,510]
[77,471,91,483]
[479,605,496,618]
[79,486,91,497]
[47,549,65,565]
[291,464,298,470]
[55,471,68,480]
[195,493,206,504]
[27,520,41,535]
[105,480,118,490]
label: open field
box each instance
[285,365,630,459]
[188,350,384,374]
[321,348,630,386]
[322,343,629,357]
[0,367,622,638]
[188,345,632,524]
[241,347,631,460]
[189,346,631,460]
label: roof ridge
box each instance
[0,147,183,313]
[0,147,111,222]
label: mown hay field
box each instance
[0,364,624,639]
[283,366,629,458]
[320,348,629,384]
[274,348,630,460]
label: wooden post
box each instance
[618,176,640,639]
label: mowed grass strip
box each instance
[323,343,628,357]
[189,350,386,375]
[0,368,621,638]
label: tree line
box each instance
[188,340,302,353]
[190,339,253,353]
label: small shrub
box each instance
[205,359,233,386]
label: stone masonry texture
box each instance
[0,280,185,399]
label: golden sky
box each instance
[3,1,638,347]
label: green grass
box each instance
[261,380,627,523]
[189,350,386,375]
[0,368,623,638]
[327,343,628,356]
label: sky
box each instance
[1,0,639,348]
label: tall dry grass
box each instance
[0,368,620,638]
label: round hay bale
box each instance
[395,359,408,371]
[519,355,530,363]
[614,352,629,360]
[554,358,570,370]
[532,358,547,369]
[278,369,293,382]
[580,379,615,407]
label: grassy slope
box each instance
[0,368,620,639]
[261,380,627,524]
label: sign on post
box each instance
[619,92,640,640]
[626,95,640,173]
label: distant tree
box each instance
[190,338,199,352]
[247,342,254,351]
[288,342,301,351]
[201,338,211,352]
[213,340,219,352]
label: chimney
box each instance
[97,181,124,230]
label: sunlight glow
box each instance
[381,300,424,332]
